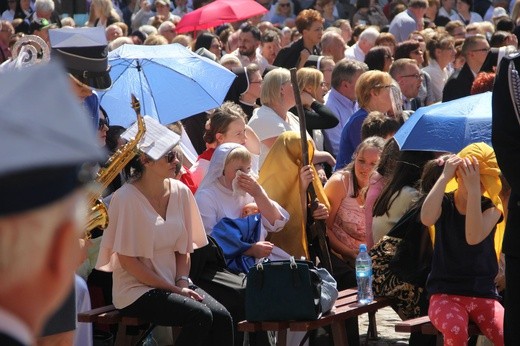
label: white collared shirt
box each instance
[345,43,365,62]
[0,306,33,345]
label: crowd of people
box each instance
[1,0,520,345]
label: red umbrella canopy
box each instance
[176,0,269,33]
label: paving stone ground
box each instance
[358,306,409,345]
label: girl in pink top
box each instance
[324,136,384,289]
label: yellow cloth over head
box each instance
[258,131,330,259]
[444,142,504,259]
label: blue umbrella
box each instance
[394,92,492,153]
[98,43,236,127]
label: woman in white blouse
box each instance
[96,118,234,346]
[422,33,456,103]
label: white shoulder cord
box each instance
[507,58,520,128]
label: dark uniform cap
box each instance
[303,55,323,70]
[0,62,105,216]
[49,27,112,90]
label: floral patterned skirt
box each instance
[369,235,428,319]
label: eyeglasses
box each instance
[165,150,179,163]
[279,2,290,6]
[472,47,490,53]
[400,73,423,80]
[98,117,109,130]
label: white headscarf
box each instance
[196,142,244,193]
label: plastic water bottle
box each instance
[356,243,373,305]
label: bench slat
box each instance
[77,305,117,323]
[289,297,390,331]
[396,315,483,336]
[395,315,431,333]
[421,321,482,335]
[237,289,362,332]
[98,310,125,325]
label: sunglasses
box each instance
[279,3,290,7]
[165,150,179,163]
[98,117,109,130]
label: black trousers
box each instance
[120,287,234,346]
[505,255,520,345]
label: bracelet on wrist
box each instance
[175,275,190,284]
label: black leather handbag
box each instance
[245,257,322,322]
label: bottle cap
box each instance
[359,244,367,252]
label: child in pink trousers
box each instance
[420,143,504,346]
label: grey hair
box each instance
[331,59,368,89]
[35,0,55,13]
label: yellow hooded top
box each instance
[258,131,330,259]
[443,142,504,260]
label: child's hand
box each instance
[250,241,274,258]
[458,156,481,193]
[442,154,462,180]
[236,171,262,197]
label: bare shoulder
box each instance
[325,171,349,192]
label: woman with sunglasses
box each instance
[268,0,296,26]
[97,106,110,147]
[96,117,234,346]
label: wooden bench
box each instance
[238,289,391,346]
[78,305,180,346]
[395,315,482,345]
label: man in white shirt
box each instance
[324,59,368,157]
[229,23,267,73]
[345,26,378,62]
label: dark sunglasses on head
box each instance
[98,117,109,130]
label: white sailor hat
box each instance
[0,62,105,216]
[49,27,112,90]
